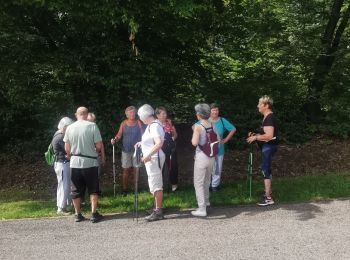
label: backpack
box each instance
[149,121,175,156]
[45,143,55,166]
[162,132,176,156]
[198,124,219,157]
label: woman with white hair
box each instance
[52,117,74,214]
[137,104,165,221]
[191,103,219,217]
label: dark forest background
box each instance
[1,0,350,161]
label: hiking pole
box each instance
[247,144,253,201]
[113,144,116,197]
[133,146,142,222]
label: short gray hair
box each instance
[195,103,210,120]
[87,112,96,122]
[58,117,74,130]
[125,106,136,113]
[259,95,273,109]
[138,104,154,121]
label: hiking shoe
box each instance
[91,211,103,223]
[191,208,207,217]
[57,208,71,216]
[257,196,274,206]
[144,209,164,222]
[74,213,86,222]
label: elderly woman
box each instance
[191,103,219,217]
[52,117,74,214]
[87,112,106,176]
[155,106,179,192]
[246,95,278,206]
[137,104,165,221]
[111,106,143,195]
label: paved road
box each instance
[1,199,349,260]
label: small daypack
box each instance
[45,143,55,166]
[149,121,175,156]
[162,132,176,156]
[199,124,219,157]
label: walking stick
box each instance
[113,144,116,197]
[247,144,253,200]
[133,146,142,222]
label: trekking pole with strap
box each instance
[247,144,253,201]
[113,144,116,197]
[133,146,142,222]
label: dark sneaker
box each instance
[144,210,164,222]
[257,196,274,206]
[91,211,103,223]
[74,213,86,222]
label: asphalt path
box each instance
[1,199,349,260]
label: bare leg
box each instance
[90,193,98,213]
[264,179,272,197]
[154,190,163,209]
[122,168,130,191]
[72,198,81,214]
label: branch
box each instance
[322,0,344,47]
[331,3,350,53]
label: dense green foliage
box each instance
[1,0,350,157]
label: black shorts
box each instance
[71,167,101,199]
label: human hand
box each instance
[142,154,151,163]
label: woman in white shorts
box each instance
[137,104,165,222]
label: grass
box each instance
[1,172,350,220]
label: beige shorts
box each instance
[121,151,135,168]
[145,156,165,194]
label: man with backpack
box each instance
[209,103,236,192]
[191,103,220,217]
[111,106,143,195]
[64,107,104,223]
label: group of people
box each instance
[51,95,278,223]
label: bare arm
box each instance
[191,124,201,147]
[220,128,236,144]
[111,122,124,144]
[64,142,71,160]
[246,126,274,144]
[171,124,178,141]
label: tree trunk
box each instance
[306,0,350,122]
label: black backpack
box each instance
[149,122,175,156]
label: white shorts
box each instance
[121,151,135,168]
[145,156,165,194]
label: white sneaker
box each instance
[191,208,207,217]
[172,185,178,192]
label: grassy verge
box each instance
[1,172,350,220]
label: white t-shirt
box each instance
[141,120,165,158]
